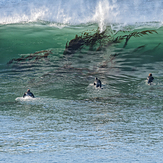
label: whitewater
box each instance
[0,0,163,162]
[1,0,163,29]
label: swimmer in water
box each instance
[23,89,35,98]
[147,73,154,85]
[94,77,102,88]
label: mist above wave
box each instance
[0,0,163,31]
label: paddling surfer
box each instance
[23,89,35,98]
[94,77,102,88]
[147,73,154,85]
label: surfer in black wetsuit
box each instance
[23,89,35,98]
[147,73,154,85]
[94,77,102,88]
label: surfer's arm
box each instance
[23,93,26,98]
[31,93,35,98]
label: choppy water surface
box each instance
[1,0,163,162]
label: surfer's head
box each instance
[95,77,98,80]
[27,89,30,92]
[149,73,152,77]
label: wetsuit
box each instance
[94,78,102,88]
[147,76,154,84]
[23,91,35,98]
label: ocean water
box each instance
[1,0,163,162]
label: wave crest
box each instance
[0,0,163,30]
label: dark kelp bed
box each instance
[63,28,158,55]
[7,27,158,67]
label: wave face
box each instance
[1,1,163,162]
[1,0,163,30]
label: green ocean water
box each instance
[1,22,163,162]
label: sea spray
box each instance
[0,0,163,29]
[93,0,119,32]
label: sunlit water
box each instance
[1,0,163,162]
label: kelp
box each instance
[113,30,158,48]
[132,45,146,52]
[7,50,52,64]
[63,28,158,55]
[63,35,85,55]
[63,28,111,55]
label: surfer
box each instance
[94,77,102,88]
[147,73,154,85]
[23,89,35,98]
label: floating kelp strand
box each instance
[132,45,146,52]
[64,35,85,55]
[7,50,52,64]
[113,30,158,48]
[63,28,110,55]
[64,28,158,55]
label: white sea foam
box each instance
[0,0,163,31]
[15,96,37,102]
[16,96,34,100]
[15,96,49,106]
